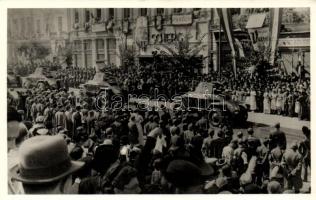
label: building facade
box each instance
[68,8,214,73]
[8,8,310,74]
[7,9,71,65]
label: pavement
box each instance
[247,112,310,131]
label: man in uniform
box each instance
[282,142,303,193]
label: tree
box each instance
[154,31,207,75]
[117,34,138,69]
[17,42,50,63]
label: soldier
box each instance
[256,138,270,185]
[232,139,248,176]
[282,142,303,193]
[299,126,310,182]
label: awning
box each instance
[246,14,266,29]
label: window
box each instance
[96,39,105,61]
[140,8,147,16]
[27,17,32,38]
[74,9,79,23]
[157,8,164,15]
[108,38,116,50]
[108,38,116,65]
[84,40,92,68]
[109,8,114,19]
[173,8,183,14]
[73,41,82,67]
[20,18,25,38]
[85,9,90,22]
[58,17,63,32]
[96,9,102,22]
[36,19,41,33]
[123,8,130,19]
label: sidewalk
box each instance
[247,112,310,130]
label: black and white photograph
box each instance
[5,5,311,195]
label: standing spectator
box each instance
[282,142,303,193]
[11,135,84,194]
[263,88,271,114]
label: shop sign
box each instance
[172,14,193,25]
[278,38,310,47]
[151,32,184,44]
[91,23,106,32]
[248,27,269,51]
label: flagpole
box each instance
[219,17,222,79]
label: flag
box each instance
[217,8,237,78]
[235,38,245,58]
[269,8,283,65]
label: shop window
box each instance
[96,39,105,61]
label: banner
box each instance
[269,8,283,65]
[135,16,149,50]
[217,8,237,78]
[235,38,245,58]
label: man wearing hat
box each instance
[164,159,204,194]
[269,123,287,150]
[233,139,248,176]
[12,135,84,194]
[8,106,24,194]
[282,141,303,193]
[28,116,47,137]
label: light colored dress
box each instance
[250,90,257,111]
[263,92,271,114]
[271,92,277,111]
[295,99,301,114]
[276,93,283,110]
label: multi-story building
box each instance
[7,9,71,65]
[8,8,309,74]
[68,8,215,73]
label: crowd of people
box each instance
[54,67,96,89]
[110,61,310,121]
[7,54,311,194]
[8,83,310,194]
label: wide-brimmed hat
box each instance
[12,135,84,184]
[165,159,202,188]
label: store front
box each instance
[135,14,210,74]
[278,32,310,74]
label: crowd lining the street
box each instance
[7,57,310,194]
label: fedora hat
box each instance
[12,135,84,184]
